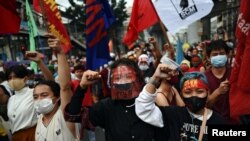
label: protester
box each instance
[135,64,226,141]
[34,34,78,141]
[6,51,53,141]
[205,39,231,121]
[65,58,160,141]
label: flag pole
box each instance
[159,20,175,60]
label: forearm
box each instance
[37,61,54,81]
[135,84,164,127]
[67,85,87,114]
[207,89,221,107]
[57,52,71,89]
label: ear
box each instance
[24,76,29,82]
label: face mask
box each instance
[111,82,141,100]
[139,64,149,71]
[191,62,200,67]
[180,65,189,72]
[183,96,207,113]
[8,78,26,91]
[211,55,227,68]
[34,98,56,115]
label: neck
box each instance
[42,105,59,126]
[195,108,205,115]
[211,66,226,79]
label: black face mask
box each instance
[113,83,133,90]
[183,96,207,113]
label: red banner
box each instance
[41,0,72,53]
[229,0,250,119]
[0,0,21,34]
[122,0,159,48]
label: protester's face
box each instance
[182,79,208,113]
[33,84,55,101]
[111,65,141,100]
[209,49,227,58]
[75,70,84,79]
[111,65,136,84]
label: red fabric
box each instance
[122,0,159,48]
[229,0,250,119]
[0,0,21,34]
[41,0,72,53]
[71,80,93,107]
[33,0,41,13]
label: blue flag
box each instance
[86,0,115,70]
[175,37,184,65]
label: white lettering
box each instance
[212,129,219,136]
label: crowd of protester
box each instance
[0,29,246,141]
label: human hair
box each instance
[34,80,60,98]
[110,58,144,84]
[206,39,229,57]
[8,65,28,79]
[180,72,208,90]
[73,64,85,73]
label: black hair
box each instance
[73,64,85,73]
[7,65,28,79]
[110,58,144,85]
[0,71,6,83]
[206,39,229,57]
[35,80,60,98]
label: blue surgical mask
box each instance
[211,55,227,68]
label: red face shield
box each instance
[111,66,142,100]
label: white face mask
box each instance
[34,98,56,115]
[139,64,149,71]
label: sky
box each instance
[56,0,133,8]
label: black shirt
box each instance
[89,98,158,141]
[158,106,226,141]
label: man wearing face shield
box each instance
[135,64,226,141]
[64,58,160,141]
[205,39,232,122]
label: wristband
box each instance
[148,77,160,88]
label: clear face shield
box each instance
[110,66,142,100]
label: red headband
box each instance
[182,79,208,91]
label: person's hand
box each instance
[46,33,62,53]
[80,70,101,88]
[148,37,156,44]
[152,64,177,82]
[217,79,230,94]
[25,51,44,63]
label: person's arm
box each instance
[171,87,185,107]
[25,51,54,81]
[149,37,162,68]
[207,79,230,107]
[47,34,77,138]
[136,64,172,127]
[64,85,88,122]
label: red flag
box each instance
[0,0,21,34]
[123,0,159,48]
[229,0,250,120]
[33,0,42,13]
[40,0,72,53]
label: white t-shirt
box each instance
[36,109,78,141]
[7,87,37,133]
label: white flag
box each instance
[153,0,214,34]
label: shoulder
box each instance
[209,110,227,124]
